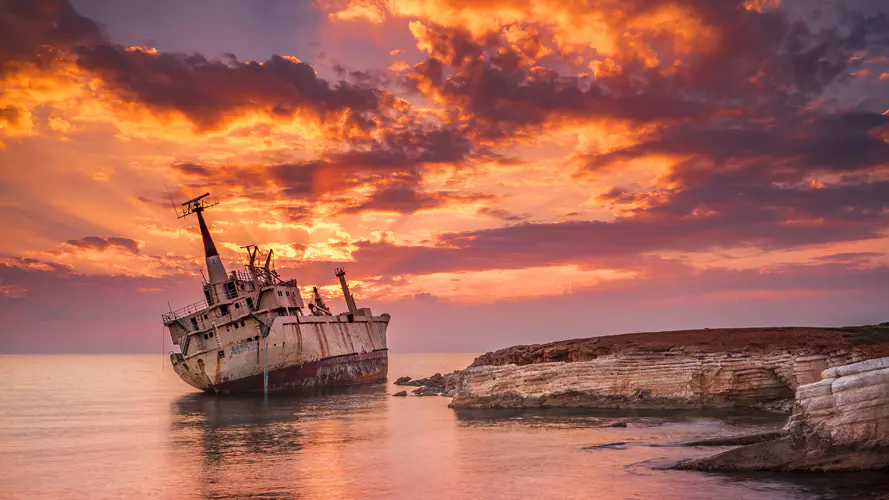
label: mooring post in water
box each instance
[263,333,269,402]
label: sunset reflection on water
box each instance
[2,354,888,499]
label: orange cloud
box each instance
[333,0,721,70]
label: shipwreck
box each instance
[163,193,389,393]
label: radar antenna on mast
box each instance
[172,191,226,283]
[178,192,218,219]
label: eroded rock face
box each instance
[790,357,889,449]
[450,350,864,409]
[448,327,889,410]
[673,357,889,471]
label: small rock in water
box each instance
[583,442,629,450]
[394,376,412,385]
[417,373,444,385]
[604,421,628,428]
[412,386,441,396]
[392,390,408,397]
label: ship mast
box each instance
[178,193,227,285]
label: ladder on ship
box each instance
[182,333,192,356]
[173,317,192,356]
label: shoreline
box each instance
[397,324,889,472]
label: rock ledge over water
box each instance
[449,326,889,410]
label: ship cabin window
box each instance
[203,333,208,339]
[219,305,229,316]
[190,317,198,330]
[204,289,214,306]
[246,298,254,309]
[224,282,238,299]
[234,323,239,329]
[209,332,214,338]
[277,291,283,296]
[203,314,208,319]
[234,302,240,309]
[285,291,290,296]
[240,320,246,327]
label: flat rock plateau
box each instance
[450,326,889,410]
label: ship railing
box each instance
[162,299,209,323]
[232,268,254,282]
[241,265,290,287]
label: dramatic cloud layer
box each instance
[1,0,888,352]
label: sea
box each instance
[1,354,887,500]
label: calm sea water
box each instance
[1,354,887,499]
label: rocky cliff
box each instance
[673,356,889,471]
[447,326,889,410]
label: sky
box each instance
[1,0,888,354]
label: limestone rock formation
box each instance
[673,357,889,471]
[447,326,889,409]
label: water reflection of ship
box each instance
[168,388,389,498]
[169,393,303,468]
[171,386,387,429]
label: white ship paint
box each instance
[163,193,389,393]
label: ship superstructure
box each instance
[163,194,389,393]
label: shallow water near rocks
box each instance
[2,353,887,499]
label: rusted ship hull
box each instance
[202,349,387,393]
[168,313,390,393]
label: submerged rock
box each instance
[399,371,465,397]
[413,373,444,387]
[394,376,413,385]
[583,442,629,450]
[412,386,441,396]
[392,390,408,397]
[673,357,889,471]
[603,421,628,428]
[680,431,783,447]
